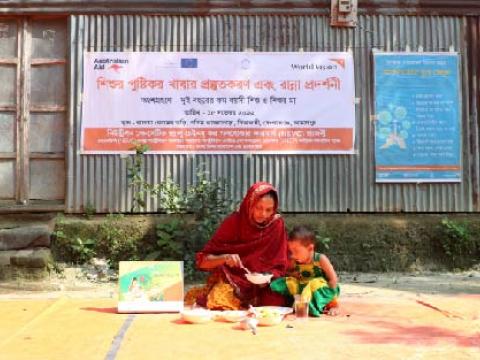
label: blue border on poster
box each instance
[374,53,461,183]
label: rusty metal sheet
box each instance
[1,1,480,16]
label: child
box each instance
[127,277,147,301]
[270,226,340,316]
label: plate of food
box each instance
[181,309,212,324]
[253,307,285,326]
[253,306,294,316]
[245,272,273,285]
[217,310,248,322]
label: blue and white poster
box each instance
[374,53,461,183]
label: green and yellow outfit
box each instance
[270,252,340,317]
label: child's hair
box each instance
[288,225,316,246]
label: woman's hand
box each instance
[199,253,243,270]
[222,254,243,268]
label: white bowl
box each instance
[254,306,293,316]
[221,310,248,322]
[245,272,273,285]
[257,315,283,326]
[255,307,284,326]
[181,309,212,324]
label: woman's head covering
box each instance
[238,181,280,228]
[198,181,288,278]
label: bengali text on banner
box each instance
[81,52,356,154]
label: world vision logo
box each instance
[329,58,346,69]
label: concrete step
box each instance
[0,225,51,250]
[0,247,53,281]
[0,214,57,281]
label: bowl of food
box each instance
[245,272,273,285]
[255,307,284,326]
[220,310,248,323]
[181,309,212,324]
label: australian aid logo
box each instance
[93,57,129,71]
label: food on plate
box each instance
[220,310,248,322]
[181,309,212,324]
[245,272,273,284]
[258,308,281,318]
[256,308,284,326]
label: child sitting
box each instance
[270,225,340,316]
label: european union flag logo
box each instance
[181,58,198,68]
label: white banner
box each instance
[81,52,355,154]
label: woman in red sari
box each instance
[185,182,288,310]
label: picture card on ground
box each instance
[118,261,184,313]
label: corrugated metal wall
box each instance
[67,14,480,213]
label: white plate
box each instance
[253,306,293,316]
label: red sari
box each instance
[189,182,288,309]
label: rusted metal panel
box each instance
[2,1,480,16]
[466,16,480,209]
[0,0,480,16]
[65,14,479,213]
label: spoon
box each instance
[239,264,252,274]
